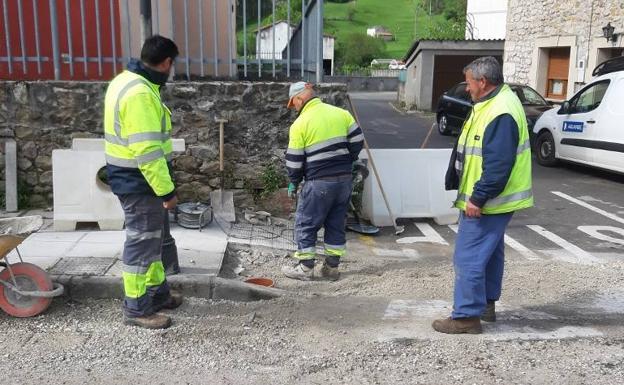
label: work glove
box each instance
[287,182,298,199]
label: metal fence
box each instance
[0,0,324,81]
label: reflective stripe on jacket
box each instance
[454,84,533,214]
[285,98,364,183]
[104,70,175,197]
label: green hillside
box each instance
[326,0,426,59]
[237,0,466,67]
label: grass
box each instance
[237,0,456,62]
[324,0,450,59]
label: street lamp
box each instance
[602,22,617,43]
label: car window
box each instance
[518,86,549,106]
[569,80,610,114]
[451,83,470,101]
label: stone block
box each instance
[52,149,125,231]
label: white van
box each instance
[533,57,624,173]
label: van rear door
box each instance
[593,75,624,173]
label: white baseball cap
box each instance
[287,81,312,108]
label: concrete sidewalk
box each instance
[2,214,285,302]
[7,222,228,276]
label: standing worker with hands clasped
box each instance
[104,35,182,329]
[283,82,364,281]
[433,57,533,334]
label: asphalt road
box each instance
[350,91,624,261]
[349,91,455,149]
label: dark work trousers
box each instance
[294,175,352,266]
[452,211,513,319]
[118,194,171,317]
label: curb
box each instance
[52,274,286,302]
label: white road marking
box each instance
[552,191,624,225]
[380,299,603,341]
[388,101,405,115]
[383,299,450,319]
[527,225,601,265]
[372,248,420,259]
[448,225,541,261]
[396,223,448,245]
[578,225,624,246]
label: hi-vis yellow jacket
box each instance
[103,70,175,199]
[454,84,533,214]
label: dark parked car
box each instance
[435,82,552,136]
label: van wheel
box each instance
[437,114,451,136]
[536,131,558,166]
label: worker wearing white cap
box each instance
[283,82,364,281]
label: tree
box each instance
[336,33,386,68]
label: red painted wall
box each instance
[0,0,122,80]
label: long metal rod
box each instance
[213,0,218,77]
[123,0,132,64]
[32,0,41,74]
[242,0,247,77]
[110,0,117,74]
[2,0,12,74]
[257,0,261,77]
[95,0,103,76]
[154,0,159,34]
[80,0,88,75]
[272,0,275,77]
[198,0,204,77]
[140,0,152,41]
[183,0,189,79]
[227,0,233,77]
[17,0,27,73]
[48,0,61,79]
[316,0,322,83]
[301,0,305,78]
[168,0,175,77]
[287,0,290,77]
[64,0,73,76]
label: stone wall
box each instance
[0,81,348,208]
[324,76,400,92]
[504,0,624,91]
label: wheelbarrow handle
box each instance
[0,280,64,298]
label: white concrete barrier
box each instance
[360,149,459,226]
[53,138,185,231]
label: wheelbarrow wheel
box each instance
[0,262,54,317]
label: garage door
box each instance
[431,54,503,109]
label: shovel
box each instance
[210,118,235,222]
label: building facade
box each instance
[504,0,624,101]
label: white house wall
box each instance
[466,0,507,40]
[256,22,293,60]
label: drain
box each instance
[48,257,116,276]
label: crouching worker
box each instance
[282,82,364,281]
[104,35,183,329]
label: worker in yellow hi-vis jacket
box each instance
[282,82,364,281]
[104,35,182,330]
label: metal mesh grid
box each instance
[227,223,298,251]
[226,221,325,251]
[48,257,117,276]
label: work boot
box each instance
[317,262,340,281]
[156,290,184,311]
[432,317,482,334]
[282,262,314,281]
[123,313,172,330]
[481,301,496,322]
